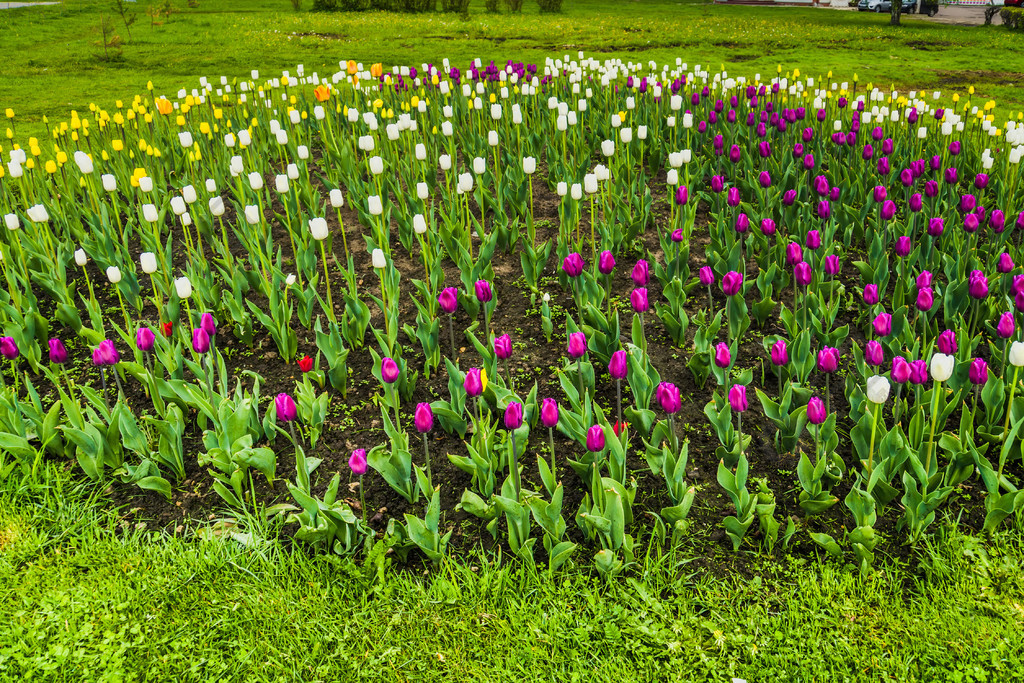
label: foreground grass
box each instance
[1,0,1023,142]
[2,465,1024,681]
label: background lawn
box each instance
[1,0,1023,142]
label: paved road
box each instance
[0,2,60,7]
[828,2,1003,24]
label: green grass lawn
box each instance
[1,0,1023,142]
[3,463,1024,681]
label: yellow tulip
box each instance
[45,160,57,174]
[370,63,383,79]
[25,158,35,169]
[112,140,124,151]
[4,108,13,118]
[56,151,68,164]
[480,368,489,393]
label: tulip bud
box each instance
[48,338,68,364]
[567,332,587,359]
[438,287,458,314]
[74,249,88,267]
[275,393,298,422]
[806,396,827,425]
[140,252,158,274]
[102,174,117,192]
[656,381,681,414]
[818,347,840,373]
[866,375,890,404]
[0,337,19,361]
[608,350,627,380]
[474,280,492,302]
[586,424,606,453]
[174,276,192,299]
[414,403,434,434]
[728,385,748,413]
[540,398,559,428]
[136,327,156,352]
[504,402,524,430]
[464,368,484,397]
[930,353,954,382]
[380,357,400,384]
[348,448,368,475]
[372,248,387,269]
[770,340,788,366]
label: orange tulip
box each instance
[370,63,383,79]
[313,85,331,102]
[155,98,173,116]
[346,60,358,75]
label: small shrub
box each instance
[440,0,470,14]
[1002,7,1024,30]
[312,0,372,9]
[290,0,302,10]
[485,0,500,12]
[504,0,524,10]
[536,0,562,12]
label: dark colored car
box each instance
[1005,0,1023,8]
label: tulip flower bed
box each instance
[2,55,1024,578]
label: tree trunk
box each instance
[890,0,901,25]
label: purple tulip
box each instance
[997,312,1015,339]
[817,200,831,221]
[710,175,725,193]
[540,398,559,428]
[567,332,587,359]
[881,201,896,221]
[944,167,958,185]
[438,287,458,314]
[475,280,493,303]
[824,254,840,276]
[735,213,749,233]
[504,401,524,430]
[630,288,649,314]
[671,228,684,243]
[0,337,18,361]
[863,284,880,305]
[136,327,156,353]
[900,169,913,188]
[656,382,681,414]
[894,236,911,258]
[631,260,650,287]
[699,266,715,286]
[770,340,788,366]
[991,210,1006,233]
[873,312,892,337]
[760,218,776,236]
[675,185,689,206]
[275,393,298,422]
[586,424,606,453]
[563,253,585,278]
[968,271,989,300]
[892,357,911,384]
[937,329,957,354]
[758,171,771,188]
[975,173,989,190]
[727,187,740,208]
[349,448,368,475]
[414,403,434,433]
[909,360,929,386]
[794,262,812,287]
[963,214,979,233]
[728,385,748,413]
[608,350,628,380]
[786,242,803,266]
[494,334,512,360]
[93,340,119,366]
[862,144,874,160]
[814,175,830,197]
[917,271,933,289]
[721,271,743,296]
[192,328,210,354]
[805,230,821,251]
[381,357,400,383]
[48,338,68,364]
[927,217,944,237]
[803,153,816,171]
[909,193,923,213]
[782,190,797,206]
[999,253,1014,274]
[597,250,616,275]
[1017,211,1024,231]
[916,287,934,312]
[714,342,731,369]
[807,396,827,425]
[877,157,891,176]
[949,140,961,156]
[818,347,840,374]
[873,185,887,203]
[200,312,217,338]
[969,358,989,386]
[865,340,884,367]
[925,180,939,198]
[464,368,484,397]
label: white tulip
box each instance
[681,149,692,164]
[368,195,383,216]
[206,178,217,193]
[523,157,536,175]
[248,172,264,191]
[584,174,598,195]
[287,164,299,180]
[441,121,453,137]
[142,204,158,223]
[488,130,499,147]
[170,196,187,216]
[140,252,158,274]
[473,157,486,175]
[139,176,153,193]
[26,205,49,223]
[229,156,244,177]
[637,125,648,141]
[866,375,890,404]
[415,143,426,161]
[178,132,193,148]
[106,266,122,284]
[619,128,633,144]
[347,108,359,123]
[286,274,297,286]
[439,155,452,171]
[174,276,192,299]
[74,249,87,266]
[275,130,288,146]
[369,156,384,175]
[182,185,197,204]
[296,144,309,160]
[570,183,582,200]
[930,353,955,382]
[74,151,94,174]
[224,133,236,148]
[244,205,260,224]
[490,103,502,120]
[595,165,609,182]
[289,110,301,125]
[4,214,18,230]
[416,182,429,200]
[1011,341,1024,367]
[458,174,474,193]
[601,140,615,157]
[308,217,329,240]
[542,292,550,303]
[329,189,344,208]
[101,174,117,192]
[611,114,621,128]
[275,175,289,193]
[669,152,683,168]
[413,214,427,235]
[371,248,387,269]
[386,124,400,141]
[557,182,567,197]
[6,162,22,178]
[666,169,679,185]
[209,197,225,216]
[556,115,567,132]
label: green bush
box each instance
[311,0,371,10]
[485,0,500,11]
[537,0,562,12]
[440,0,470,12]
[312,0,434,10]
[505,0,524,10]
[1002,7,1024,30]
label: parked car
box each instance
[857,0,918,12]
[1005,0,1023,8]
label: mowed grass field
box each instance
[0,0,1022,141]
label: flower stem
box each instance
[867,402,880,475]
[422,432,432,488]
[998,365,1020,489]
[924,380,942,477]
